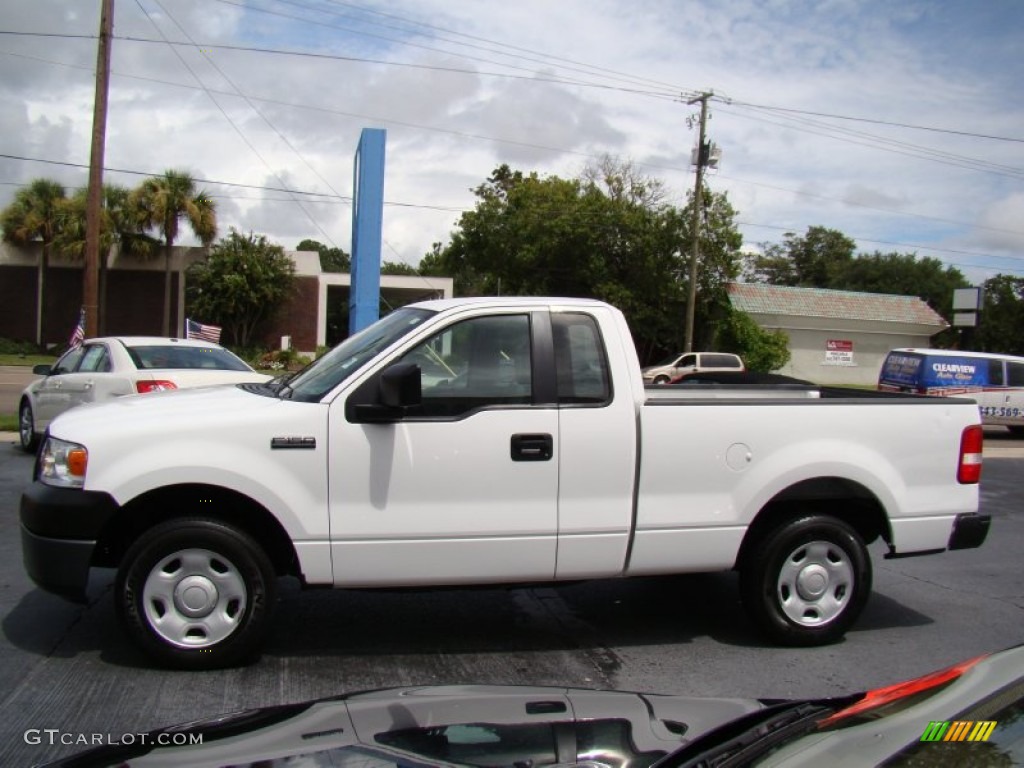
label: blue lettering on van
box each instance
[880,354,989,389]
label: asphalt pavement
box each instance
[0,439,1021,766]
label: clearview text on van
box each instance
[879,348,1024,435]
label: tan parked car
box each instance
[19,336,271,452]
[641,351,744,384]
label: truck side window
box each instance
[553,313,610,404]
[400,314,532,417]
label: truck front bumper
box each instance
[20,482,120,603]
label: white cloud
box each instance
[0,0,1022,280]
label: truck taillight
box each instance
[136,380,177,394]
[958,425,983,484]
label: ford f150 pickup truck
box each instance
[20,298,990,669]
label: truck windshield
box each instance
[281,307,435,402]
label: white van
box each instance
[641,351,745,385]
[878,348,1024,435]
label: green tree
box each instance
[975,275,1024,356]
[744,226,855,287]
[425,161,743,362]
[381,261,419,275]
[185,230,296,347]
[716,308,791,372]
[834,250,968,346]
[0,178,68,344]
[131,170,217,335]
[55,185,158,334]
[297,238,351,273]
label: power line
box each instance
[2,27,1019,147]
[6,46,1022,243]
[724,98,1024,144]
[139,0,342,248]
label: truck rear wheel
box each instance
[740,515,871,646]
[115,518,276,670]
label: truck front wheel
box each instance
[740,515,871,646]
[115,518,276,670]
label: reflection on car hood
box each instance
[37,644,1024,768]
[36,684,765,767]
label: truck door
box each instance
[550,311,637,579]
[328,311,559,586]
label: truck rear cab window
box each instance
[552,313,611,404]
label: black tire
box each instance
[115,518,276,670]
[653,375,670,385]
[740,515,871,646]
[19,400,38,453]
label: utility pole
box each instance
[83,0,114,338]
[684,91,711,353]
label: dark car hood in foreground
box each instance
[38,645,1024,768]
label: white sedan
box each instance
[19,336,272,452]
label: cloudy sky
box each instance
[2,0,1022,284]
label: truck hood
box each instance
[46,383,296,444]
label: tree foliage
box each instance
[975,275,1024,356]
[744,226,856,287]
[743,225,969,346]
[186,230,295,348]
[715,308,791,372]
[1,178,68,344]
[421,160,743,362]
[131,170,217,335]
[298,238,351,273]
[54,185,159,334]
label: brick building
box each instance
[0,242,453,354]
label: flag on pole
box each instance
[69,307,86,348]
[185,318,222,343]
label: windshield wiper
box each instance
[654,700,840,768]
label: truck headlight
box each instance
[39,437,89,489]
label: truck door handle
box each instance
[511,433,553,462]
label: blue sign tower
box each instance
[350,128,386,334]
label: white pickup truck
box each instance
[21,297,989,669]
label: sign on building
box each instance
[825,339,855,366]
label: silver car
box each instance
[19,336,271,452]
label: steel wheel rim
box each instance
[19,405,32,447]
[776,539,854,627]
[141,548,248,649]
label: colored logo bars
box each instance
[920,721,997,742]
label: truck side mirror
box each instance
[380,362,422,409]
[353,363,422,423]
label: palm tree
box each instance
[55,185,158,334]
[0,178,68,345]
[130,170,217,336]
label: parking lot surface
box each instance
[0,436,1021,765]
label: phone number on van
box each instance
[980,406,1022,419]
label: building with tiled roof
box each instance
[727,283,949,385]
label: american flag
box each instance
[69,307,86,348]
[185,318,222,343]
